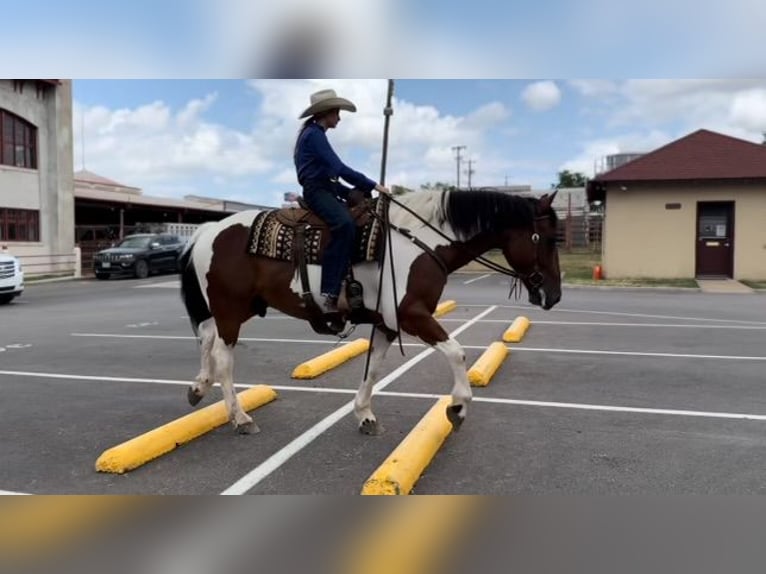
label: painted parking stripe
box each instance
[3,369,766,422]
[69,333,766,362]
[461,304,766,325]
[463,273,491,284]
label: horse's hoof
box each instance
[236,421,260,435]
[359,418,384,436]
[446,405,465,432]
[187,387,203,407]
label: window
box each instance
[0,110,37,169]
[0,208,39,241]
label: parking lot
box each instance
[1,273,766,494]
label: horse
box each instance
[178,189,562,435]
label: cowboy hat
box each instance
[298,89,357,119]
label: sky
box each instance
[72,79,766,208]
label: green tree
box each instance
[555,170,588,187]
[421,181,458,192]
[391,184,414,196]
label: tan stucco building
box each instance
[587,129,766,281]
[0,80,74,274]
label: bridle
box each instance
[372,194,554,294]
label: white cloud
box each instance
[562,79,766,182]
[728,89,766,133]
[521,81,562,112]
[74,79,517,203]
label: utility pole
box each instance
[465,158,476,190]
[452,145,466,189]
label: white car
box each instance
[0,252,24,304]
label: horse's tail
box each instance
[179,223,214,338]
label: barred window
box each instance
[0,208,40,241]
[0,109,37,169]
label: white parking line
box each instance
[463,274,491,285]
[134,280,180,289]
[69,332,766,362]
[220,305,499,495]
[3,369,766,424]
[461,305,766,325]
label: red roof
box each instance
[587,129,766,201]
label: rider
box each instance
[294,88,390,314]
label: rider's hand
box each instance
[375,184,391,196]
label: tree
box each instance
[391,184,414,196]
[555,170,588,188]
[421,181,458,192]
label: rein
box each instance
[368,193,551,298]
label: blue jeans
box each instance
[302,184,355,298]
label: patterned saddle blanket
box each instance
[247,198,386,265]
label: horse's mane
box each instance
[395,189,555,241]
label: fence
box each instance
[10,249,82,279]
[555,211,603,253]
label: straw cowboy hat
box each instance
[299,89,357,119]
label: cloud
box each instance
[74,95,274,199]
[561,79,766,181]
[728,89,766,133]
[521,81,562,112]
[74,80,518,204]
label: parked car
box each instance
[0,250,24,304]
[93,233,185,280]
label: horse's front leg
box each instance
[400,306,471,431]
[354,325,396,435]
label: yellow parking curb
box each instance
[339,495,480,574]
[502,316,531,343]
[361,396,453,495]
[291,338,370,379]
[95,385,277,474]
[433,300,457,317]
[467,342,509,387]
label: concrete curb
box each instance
[291,338,370,379]
[361,396,453,495]
[467,342,509,387]
[95,385,277,474]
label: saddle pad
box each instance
[247,200,385,265]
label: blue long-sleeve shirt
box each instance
[294,122,377,193]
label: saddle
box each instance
[247,194,387,335]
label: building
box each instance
[587,129,766,280]
[73,169,270,273]
[0,79,75,275]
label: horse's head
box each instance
[500,191,562,310]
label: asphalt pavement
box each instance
[1,273,766,494]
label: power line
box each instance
[451,145,466,189]
[465,158,476,190]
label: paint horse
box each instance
[178,189,562,435]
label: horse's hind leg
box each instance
[211,329,258,434]
[188,318,216,407]
[354,325,396,435]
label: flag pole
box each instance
[363,79,397,381]
[379,79,395,185]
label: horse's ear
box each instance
[538,189,558,212]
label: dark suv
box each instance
[93,233,185,280]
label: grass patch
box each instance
[460,249,697,288]
[741,279,766,290]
